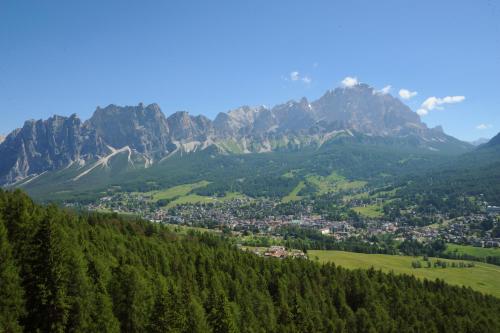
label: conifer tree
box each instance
[0,218,25,333]
[86,257,120,333]
[65,245,93,332]
[207,287,238,333]
[109,263,153,333]
[23,206,71,333]
[187,295,211,333]
[148,284,172,333]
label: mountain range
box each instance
[0,83,472,187]
[470,137,490,146]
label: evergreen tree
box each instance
[1,190,39,258]
[23,206,71,333]
[65,245,93,332]
[207,287,238,333]
[1,190,500,333]
[89,290,120,333]
[0,218,25,333]
[148,286,172,333]
[187,295,211,333]
[109,263,153,333]
[87,257,120,333]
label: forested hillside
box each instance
[395,137,500,206]
[1,190,500,333]
[19,135,453,203]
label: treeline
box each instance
[273,226,397,254]
[1,190,500,332]
[273,226,445,256]
[271,227,500,267]
[440,252,500,266]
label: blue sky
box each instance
[1,0,499,141]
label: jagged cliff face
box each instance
[167,111,213,142]
[0,84,471,185]
[312,84,424,135]
[212,84,433,139]
[86,103,172,157]
[0,114,109,184]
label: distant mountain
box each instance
[0,83,472,186]
[399,131,500,205]
[0,135,4,144]
[470,137,490,146]
[484,132,500,148]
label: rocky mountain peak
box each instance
[167,111,212,141]
[312,83,424,136]
[0,113,100,184]
[0,82,472,185]
[87,103,170,154]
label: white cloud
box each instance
[399,89,418,100]
[376,85,392,95]
[290,71,300,81]
[476,124,492,130]
[416,109,428,116]
[289,71,312,84]
[421,96,465,111]
[416,95,465,117]
[341,76,358,88]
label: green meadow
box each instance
[352,204,384,218]
[305,172,367,195]
[281,181,305,203]
[142,181,247,208]
[148,180,211,201]
[445,243,500,259]
[310,250,500,298]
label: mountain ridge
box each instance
[0,83,472,185]
[484,132,500,148]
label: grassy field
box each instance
[165,224,221,235]
[165,194,216,208]
[445,244,500,259]
[305,172,367,195]
[352,204,384,218]
[343,187,399,202]
[281,181,305,203]
[148,180,211,201]
[140,181,247,209]
[310,250,500,298]
[165,192,247,209]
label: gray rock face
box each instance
[167,111,213,141]
[312,84,424,136]
[0,114,108,184]
[86,103,171,158]
[0,84,470,185]
[213,85,430,139]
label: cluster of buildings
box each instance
[77,190,500,250]
[242,246,307,259]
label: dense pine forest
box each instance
[1,190,500,333]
